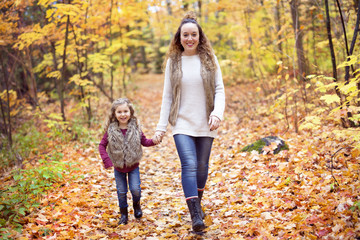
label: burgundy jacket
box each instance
[99,129,155,173]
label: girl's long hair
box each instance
[163,11,216,71]
[104,98,137,132]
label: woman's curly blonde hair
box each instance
[163,11,216,71]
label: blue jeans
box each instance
[114,167,141,208]
[173,134,214,199]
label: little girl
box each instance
[99,98,158,225]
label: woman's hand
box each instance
[209,115,221,131]
[153,130,165,144]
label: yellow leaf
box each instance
[213,172,223,183]
[46,70,61,79]
[337,55,359,68]
[299,116,322,131]
[204,215,213,226]
[69,74,93,86]
[53,4,81,17]
[339,81,357,95]
[38,0,54,7]
[351,148,360,158]
[46,9,55,19]
[227,229,238,234]
[320,94,340,104]
[48,113,64,120]
[307,233,318,240]
[291,213,307,222]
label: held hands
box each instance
[209,115,221,131]
[152,116,220,144]
[153,130,165,145]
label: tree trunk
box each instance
[59,0,71,121]
[24,47,38,106]
[354,0,359,11]
[84,3,92,126]
[140,45,148,71]
[87,75,113,102]
[310,3,317,68]
[71,22,92,127]
[289,0,308,109]
[324,0,347,127]
[244,9,257,79]
[109,0,114,101]
[198,0,202,22]
[345,0,360,106]
[118,25,128,97]
[275,0,283,62]
[289,0,308,81]
[293,92,299,134]
[343,0,360,126]
[50,41,60,94]
[0,52,13,147]
[166,0,172,15]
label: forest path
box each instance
[21,74,360,239]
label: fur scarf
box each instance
[168,53,216,126]
[106,118,143,169]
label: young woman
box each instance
[154,12,225,232]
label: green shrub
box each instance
[0,121,46,168]
[351,200,360,211]
[241,136,289,154]
[70,118,99,144]
[0,156,76,237]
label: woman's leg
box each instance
[173,134,198,199]
[174,134,205,231]
[195,137,214,191]
[194,137,214,219]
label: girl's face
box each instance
[180,23,199,56]
[115,104,131,127]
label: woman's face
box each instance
[180,23,199,56]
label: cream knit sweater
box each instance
[156,55,225,138]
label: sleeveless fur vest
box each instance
[168,53,216,126]
[107,118,143,169]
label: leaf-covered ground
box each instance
[20,75,360,239]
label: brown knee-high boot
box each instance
[186,198,205,232]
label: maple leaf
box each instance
[320,94,340,104]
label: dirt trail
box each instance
[21,75,360,239]
[20,74,246,239]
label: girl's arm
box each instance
[141,131,156,147]
[98,132,114,169]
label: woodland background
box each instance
[1,0,360,239]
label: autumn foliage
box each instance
[1,0,360,239]
[1,75,359,239]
